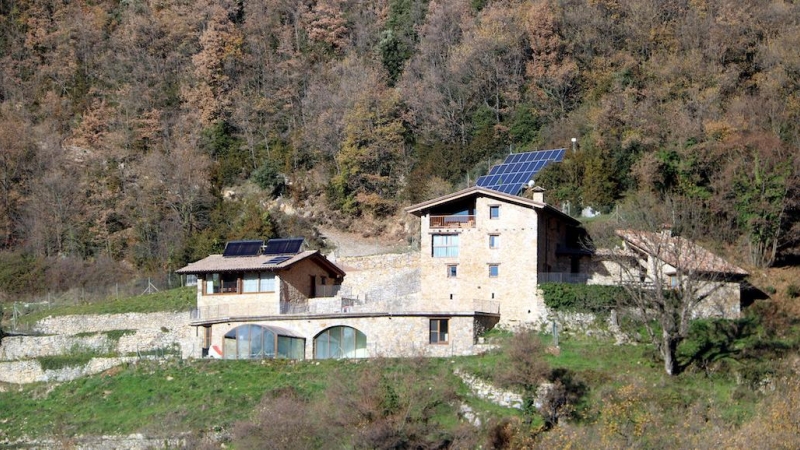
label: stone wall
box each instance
[0,357,139,384]
[337,253,421,301]
[0,312,204,384]
[455,369,523,409]
[0,334,113,360]
[34,312,189,335]
[29,312,201,359]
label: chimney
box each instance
[531,185,546,204]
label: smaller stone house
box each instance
[177,238,499,360]
[592,229,749,318]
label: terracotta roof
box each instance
[176,250,345,277]
[405,185,578,224]
[615,229,748,276]
[593,247,638,258]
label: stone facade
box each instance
[409,187,585,328]
[204,313,489,359]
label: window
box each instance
[489,234,500,249]
[447,265,457,278]
[242,272,259,292]
[205,273,237,294]
[430,319,449,344]
[432,234,459,258]
[315,326,368,359]
[259,273,276,292]
[669,275,680,289]
[223,324,304,360]
[489,264,499,277]
[489,205,500,219]
[205,273,220,294]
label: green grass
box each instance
[14,287,196,328]
[0,358,347,441]
[105,329,136,342]
[457,333,760,428]
[0,331,778,444]
[37,353,98,371]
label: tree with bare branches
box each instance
[594,195,749,375]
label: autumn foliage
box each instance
[0,0,798,293]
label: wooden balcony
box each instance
[430,215,475,229]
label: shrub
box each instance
[251,160,284,197]
[540,283,626,314]
[786,284,799,299]
[232,387,327,450]
[105,329,136,342]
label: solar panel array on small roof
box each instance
[264,255,292,265]
[475,148,566,196]
[223,240,264,257]
[263,238,304,255]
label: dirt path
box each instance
[319,226,411,257]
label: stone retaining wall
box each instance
[0,312,204,384]
[0,357,140,384]
[338,253,421,301]
[28,312,203,359]
[8,434,186,450]
[455,369,523,409]
[0,334,113,360]
[33,312,190,335]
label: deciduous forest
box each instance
[0,0,798,295]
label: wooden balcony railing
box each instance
[430,215,475,228]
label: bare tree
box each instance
[597,195,748,375]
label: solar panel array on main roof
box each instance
[475,148,566,196]
[263,238,304,255]
[223,240,264,257]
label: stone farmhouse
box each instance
[405,185,592,328]
[176,184,593,360]
[598,229,750,318]
[176,187,747,361]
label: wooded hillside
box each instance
[0,0,798,293]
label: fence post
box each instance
[552,320,559,348]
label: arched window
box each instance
[314,326,368,359]
[223,324,304,360]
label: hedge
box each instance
[540,283,627,314]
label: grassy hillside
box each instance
[2,328,798,448]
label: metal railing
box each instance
[430,215,476,228]
[537,272,590,284]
